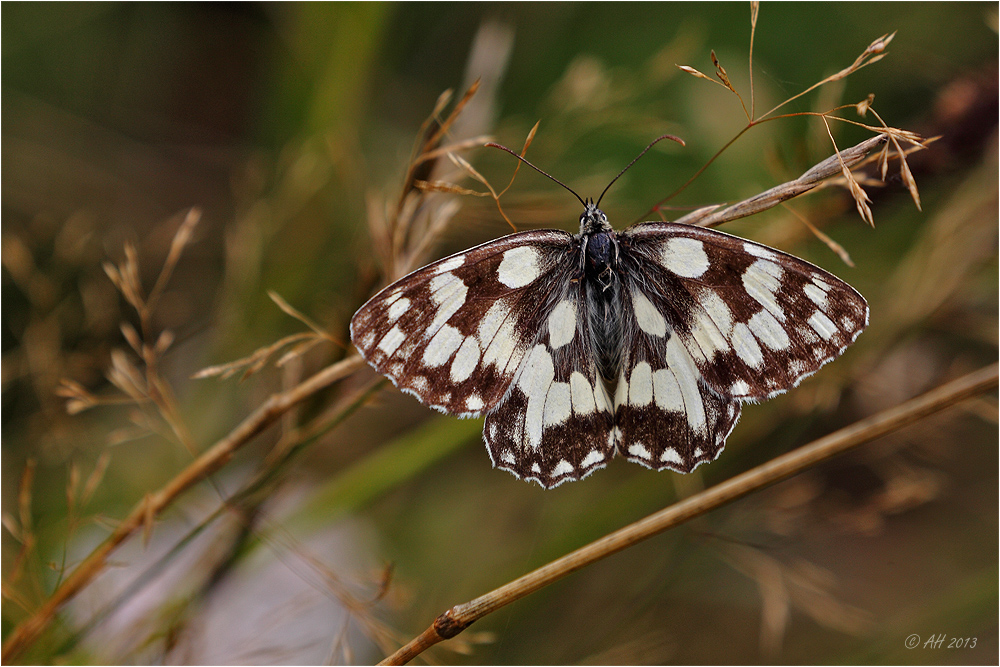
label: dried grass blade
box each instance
[784,204,855,267]
[822,116,874,226]
[414,180,491,197]
[424,78,481,154]
[66,462,80,518]
[82,452,112,506]
[147,208,201,312]
[497,121,540,198]
[268,290,332,339]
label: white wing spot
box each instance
[517,345,555,448]
[803,283,828,309]
[811,276,832,292]
[661,237,710,278]
[841,314,861,332]
[595,383,612,413]
[477,301,510,347]
[466,393,484,412]
[665,336,706,429]
[742,260,786,321]
[497,246,542,288]
[796,324,820,344]
[748,310,790,350]
[697,289,734,336]
[427,273,468,335]
[628,442,652,459]
[548,299,577,348]
[482,317,520,373]
[543,381,572,427]
[429,272,458,301]
[409,376,429,393]
[730,380,751,395]
[501,449,515,465]
[743,241,779,261]
[423,325,464,367]
[689,309,728,361]
[359,329,376,350]
[377,325,406,357]
[581,450,605,467]
[628,361,654,407]
[789,359,809,376]
[613,369,629,410]
[653,368,684,411]
[381,286,405,306]
[552,460,574,477]
[433,256,465,274]
[808,310,838,341]
[730,322,764,367]
[569,372,597,415]
[450,336,481,382]
[660,447,683,464]
[386,297,410,323]
[632,289,667,337]
[531,462,542,474]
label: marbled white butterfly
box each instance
[351,140,868,488]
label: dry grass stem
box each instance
[822,116,875,226]
[192,333,320,381]
[412,135,493,169]
[749,1,759,119]
[674,135,887,228]
[711,50,749,121]
[782,203,854,266]
[756,32,895,122]
[379,363,998,665]
[866,107,923,210]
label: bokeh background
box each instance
[3,2,997,664]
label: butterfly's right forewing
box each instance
[619,223,869,402]
[350,230,576,417]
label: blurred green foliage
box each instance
[3,3,997,664]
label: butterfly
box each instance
[350,139,868,488]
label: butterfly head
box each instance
[579,199,612,235]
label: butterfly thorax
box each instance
[578,202,617,289]
[577,202,623,383]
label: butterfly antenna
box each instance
[595,133,686,208]
[486,142,587,208]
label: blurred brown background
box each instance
[3,3,997,664]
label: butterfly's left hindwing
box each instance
[350,230,575,417]
[484,278,615,488]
